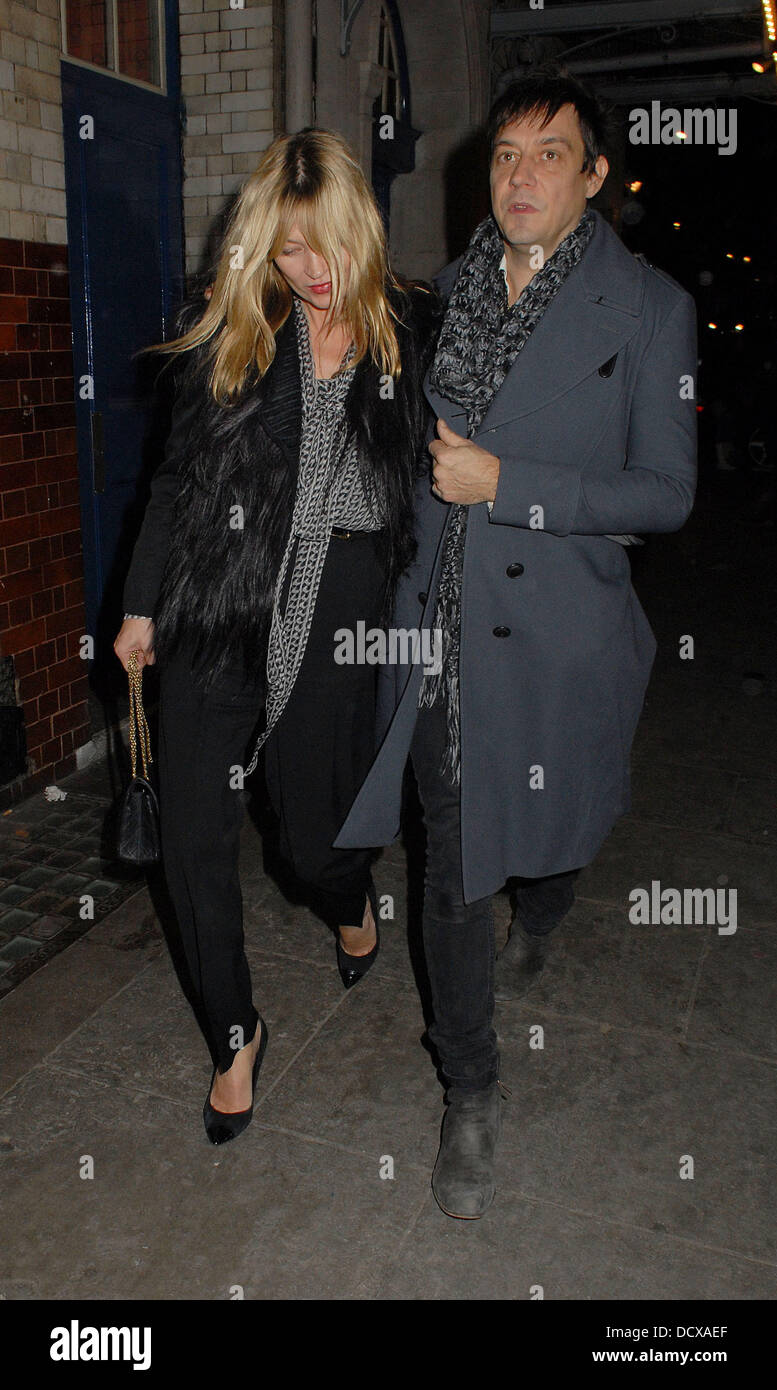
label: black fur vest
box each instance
[150,283,441,691]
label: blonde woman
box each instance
[114,128,439,1144]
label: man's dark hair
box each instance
[486,66,609,174]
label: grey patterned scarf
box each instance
[418,207,596,783]
[243,299,381,778]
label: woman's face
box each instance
[273,223,350,314]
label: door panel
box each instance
[61,40,183,695]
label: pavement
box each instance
[0,466,775,1301]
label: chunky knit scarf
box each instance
[418,207,596,783]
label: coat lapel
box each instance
[424,210,645,434]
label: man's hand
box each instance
[429,418,500,504]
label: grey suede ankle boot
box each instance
[431,1081,502,1219]
[493,921,551,1001]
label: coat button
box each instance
[418,590,427,604]
[493,626,511,638]
[506,562,524,578]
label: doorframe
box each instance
[60,0,184,659]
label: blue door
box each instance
[61,4,183,695]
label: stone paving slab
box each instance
[257,969,442,1170]
[684,927,777,1060]
[38,947,348,1114]
[493,1013,777,1265]
[0,927,163,1097]
[0,1066,429,1301]
[503,900,709,1038]
[3,922,775,1300]
[374,1196,777,1301]
[577,816,777,925]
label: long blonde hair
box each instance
[145,128,405,403]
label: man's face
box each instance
[489,103,607,257]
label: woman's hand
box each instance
[114,618,156,672]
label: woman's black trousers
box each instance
[155,532,384,1073]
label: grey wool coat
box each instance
[334,208,698,902]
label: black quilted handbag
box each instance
[117,650,161,864]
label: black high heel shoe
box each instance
[336,879,380,990]
[203,1016,268,1145]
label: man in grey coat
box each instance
[335,70,697,1218]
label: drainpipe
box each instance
[285,0,314,133]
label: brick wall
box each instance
[0,236,89,802]
[0,0,67,246]
[179,0,280,274]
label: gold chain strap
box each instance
[127,650,153,781]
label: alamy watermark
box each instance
[629,102,737,157]
[628,880,737,934]
[334,621,442,675]
[50,1321,150,1370]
